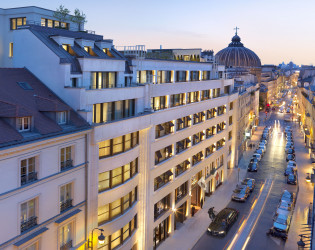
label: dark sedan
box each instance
[248,163,258,172]
[241,178,256,192]
[287,174,297,185]
[207,208,239,237]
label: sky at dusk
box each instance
[3,0,315,65]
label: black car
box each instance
[248,163,258,172]
[287,174,297,185]
[207,208,239,237]
[286,154,295,161]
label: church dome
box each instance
[215,31,261,68]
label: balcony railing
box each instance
[60,240,73,250]
[61,160,73,171]
[21,172,38,186]
[60,199,73,212]
[21,216,37,232]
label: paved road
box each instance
[193,111,298,250]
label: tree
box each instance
[53,5,70,23]
[71,9,87,31]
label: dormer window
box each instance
[18,117,31,132]
[62,44,77,56]
[57,111,67,125]
[84,46,97,56]
[103,48,114,58]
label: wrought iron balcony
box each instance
[21,172,38,186]
[61,160,73,171]
[21,216,37,232]
[60,199,73,212]
[60,240,72,250]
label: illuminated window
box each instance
[9,43,13,57]
[103,48,114,57]
[10,17,26,30]
[59,222,73,249]
[62,44,77,56]
[18,117,31,132]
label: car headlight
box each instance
[207,228,211,232]
[219,231,225,234]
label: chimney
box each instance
[160,45,162,50]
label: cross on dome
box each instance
[234,26,239,35]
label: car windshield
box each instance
[234,189,245,194]
[276,217,287,225]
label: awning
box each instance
[165,170,173,177]
[167,146,173,153]
[187,116,192,121]
[155,176,163,183]
[200,132,205,136]
[186,138,191,143]
[55,209,81,224]
[185,160,190,165]
[14,227,48,246]
[169,121,174,127]
[156,150,162,159]
[201,112,205,116]
[178,118,184,124]
[177,141,184,148]
[194,113,200,119]
[194,134,199,139]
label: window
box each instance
[151,96,167,111]
[205,144,216,157]
[229,131,232,140]
[21,157,37,185]
[154,171,173,191]
[157,71,172,84]
[84,46,97,56]
[23,242,39,250]
[57,111,67,125]
[193,112,205,124]
[93,99,135,123]
[154,194,171,220]
[18,117,31,132]
[10,17,26,30]
[206,126,216,138]
[192,151,203,166]
[155,145,173,164]
[41,18,69,29]
[59,222,73,250]
[176,138,191,154]
[175,182,188,203]
[229,116,233,125]
[98,188,137,225]
[99,215,137,250]
[202,71,210,80]
[60,146,72,171]
[193,132,205,145]
[153,217,170,249]
[60,183,72,212]
[91,72,117,89]
[9,43,13,57]
[62,44,77,56]
[175,160,190,177]
[213,88,221,98]
[99,132,139,159]
[229,102,234,110]
[21,199,37,232]
[176,116,191,131]
[155,121,174,139]
[190,71,200,81]
[216,138,226,150]
[137,70,153,84]
[175,71,187,82]
[201,90,210,100]
[170,93,185,107]
[217,122,226,133]
[187,91,199,104]
[103,48,114,58]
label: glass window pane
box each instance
[111,198,121,218]
[99,172,110,191]
[124,133,131,151]
[113,136,123,155]
[111,229,121,249]
[123,223,130,241]
[123,193,130,211]
[98,204,109,223]
[99,140,111,158]
[112,167,122,187]
[124,163,131,181]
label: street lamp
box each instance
[88,228,105,249]
[305,173,311,183]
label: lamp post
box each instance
[88,228,105,249]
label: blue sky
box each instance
[3,0,315,65]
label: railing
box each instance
[60,199,73,212]
[21,172,38,186]
[61,160,73,171]
[88,82,145,90]
[60,240,72,250]
[21,216,37,232]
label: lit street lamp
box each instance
[88,228,105,249]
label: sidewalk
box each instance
[159,126,264,250]
[285,126,314,250]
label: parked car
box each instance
[288,160,297,167]
[273,213,291,234]
[281,190,295,205]
[241,178,256,192]
[286,154,295,161]
[207,208,239,236]
[287,148,295,154]
[231,186,250,202]
[285,145,294,152]
[287,174,297,185]
[255,149,264,156]
[250,158,259,164]
[276,201,292,216]
[284,167,295,176]
[248,163,258,172]
[253,153,262,161]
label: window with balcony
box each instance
[176,116,191,131]
[154,194,171,220]
[193,131,205,145]
[193,112,205,125]
[154,170,173,191]
[137,70,153,84]
[175,71,187,82]
[190,71,199,81]
[99,215,137,250]
[21,157,37,186]
[175,160,190,177]
[155,145,173,164]
[59,222,73,250]
[205,144,216,157]
[201,90,210,101]
[157,71,172,84]
[98,158,138,192]
[151,96,167,111]
[216,138,225,150]
[187,91,199,104]
[175,182,188,203]
[155,121,174,139]
[202,71,210,80]
[18,117,31,132]
[93,99,135,123]
[176,137,191,154]
[10,17,26,30]
[217,122,226,133]
[57,111,67,125]
[41,18,68,29]
[98,188,137,225]
[170,93,185,107]
[206,108,216,120]
[60,146,72,171]
[217,105,225,116]
[99,132,139,159]
[192,151,203,166]
[60,183,72,212]
[91,72,117,89]
[20,198,37,233]
[206,126,216,138]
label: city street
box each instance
[193,110,300,250]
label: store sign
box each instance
[198,177,207,191]
[245,132,251,137]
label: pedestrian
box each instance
[200,199,204,209]
[192,206,195,217]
